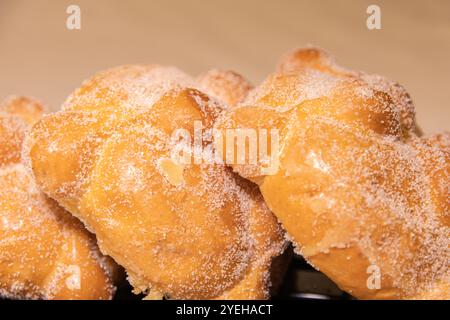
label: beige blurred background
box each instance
[0,0,448,132]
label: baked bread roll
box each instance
[27,66,288,299]
[215,48,449,299]
[0,96,116,300]
[197,69,253,108]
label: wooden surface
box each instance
[0,0,448,133]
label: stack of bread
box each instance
[1,48,448,300]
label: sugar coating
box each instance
[197,69,254,108]
[27,66,287,299]
[0,97,116,300]
[215,47,449,299]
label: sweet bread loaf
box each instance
[215,48,449,299]
[0,96,117,300]
[27,66,288,299]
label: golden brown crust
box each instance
[197,69,253,107]
[215,48,449,299]
[28,67,287,299]
[0,96,116,300]
[0,96,45,125]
